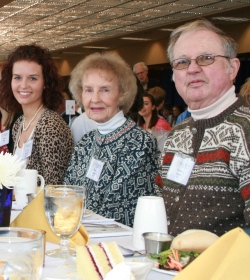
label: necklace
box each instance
[22,104,44,131]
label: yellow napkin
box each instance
[11,189,89,247]
[174,227,250,280]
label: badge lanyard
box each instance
[86,133,105,183]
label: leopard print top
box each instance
[12,109,74,185]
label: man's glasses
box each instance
[136,71,146,76]
[171,54,230,70]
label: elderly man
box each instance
[133,62,160,92]
[156,19,250,236]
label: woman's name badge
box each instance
[86,157,105,182]
[0,130,10,146]
[21,139,33,160]
[167,153,195,186]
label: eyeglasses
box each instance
[136,71,146,76]
[171,54,230,70]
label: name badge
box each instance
[66,100,75,115]
[21,139,34,160]
[0,130,10,146]
[167,153,195,186]
[86,157,105,182]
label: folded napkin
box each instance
[174,227,250,280]
[10,189,89,247]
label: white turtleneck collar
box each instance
[189,86,237,120]
[96,110,126,135]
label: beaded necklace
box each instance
[22,104,43,131]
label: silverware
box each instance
[118,245,145,256]
[83,223,120,228]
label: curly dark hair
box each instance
[0,44,64,112]
[138,93,159,129]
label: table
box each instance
[11,211,175,280]
[42,238,175,280]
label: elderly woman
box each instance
[64,52,160,227]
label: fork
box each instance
[118,245,145,255]
[83,223,120,228]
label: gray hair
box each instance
[133,61,148,73]
[69,51,137,114]
[167,19,238,62]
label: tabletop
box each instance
[11,210,175,280]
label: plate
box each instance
[84,209,93,218]
[45,257,152,280]
[144,257,178,276]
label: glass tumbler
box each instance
[0,227,44,279]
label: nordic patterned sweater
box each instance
[156,96,250,236]
[65,117,161,227]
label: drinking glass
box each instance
[0,227,43,279]
[44,185,85,259]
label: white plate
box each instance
[45,257,152,280]
[144,257,178,276]
[84,209,94,218]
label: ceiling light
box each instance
[160,28,175,31]
[121,37,151,41]
[211,17,250,22]
[62,52,85,55]
[82,46,109,49]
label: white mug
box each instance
[14,169,45,207]
[133,196,168,250]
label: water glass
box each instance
[0,227,44,279]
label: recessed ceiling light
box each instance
[212,17,250,22]
[121,37,151,41]
[160,28,175,32]
[62,52,85,55]
[83,46,109,49]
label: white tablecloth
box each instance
[11,210,174,280]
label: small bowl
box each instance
[142,232,174,256]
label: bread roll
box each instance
[171,229,219,253]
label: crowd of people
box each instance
[1,18,250,235]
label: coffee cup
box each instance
[14,169,45,207]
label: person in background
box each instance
[133,62,160,93]
[171,104,184,127]
[138,93,171,132]
[0,44,74,184]
[0,108,20,154]
[175,109,191,125]
[0,64,21,154]
[156,19,250,237]
[148,86,166,113]
[57,91,80,127]
[65,52,160,227]
[161,102,173,125]
[70,112,97,145]
[239,77,250,104]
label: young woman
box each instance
[0,44,74,184]
[138,93,171,131]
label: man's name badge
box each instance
[167,153,195,186]
[0,130,10,146]
[86,157,105,182]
